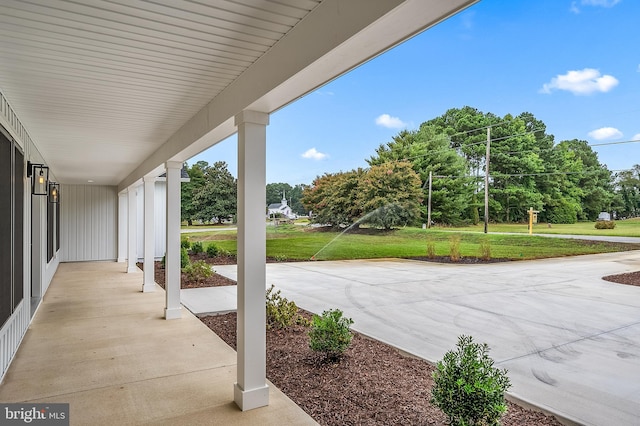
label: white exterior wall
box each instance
[60,185,118,262]
[0,90,59,380]
[136,180,166,260]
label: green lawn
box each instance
[443,218,640,237]
[181,224,640,261]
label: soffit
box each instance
[0,0,321,184]
[0,0,478,187]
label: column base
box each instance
[164,307,182,320]
[126,265,140,273]
[142,283,156,293]
[117,257,125,263]
[234,383,269,411]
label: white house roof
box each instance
[0,0,477,188]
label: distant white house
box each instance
[267,192,297,219]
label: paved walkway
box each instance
[183,252,640,426]
[0,262,316,425]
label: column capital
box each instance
[235,110,269,127]
[165,160,183,170]
[143,175,157,183]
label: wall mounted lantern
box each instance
[27,161,49,196]
[49,182,60,204]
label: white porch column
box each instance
[234,110,269,411]
[126,186,139,273]
[164,161,182,319]
[142,176,156,292]
[117,192,127,262]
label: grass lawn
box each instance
[444,218,640,237]
[181,224,640,261]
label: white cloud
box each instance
[375,114,407,129]
[301,148,328,160]
[588,127,623,140]
[540,68,618,95]
[581,0,620,7]
[633,133,640,141]
[572,0,621,13]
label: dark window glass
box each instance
[55,197,60,252]
[13,147,24,309]
[47,193,53,262]
[0,130,11,326]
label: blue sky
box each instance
[191,0,640,185]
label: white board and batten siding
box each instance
[61,185,118,262]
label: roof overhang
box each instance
[0,0,478,190]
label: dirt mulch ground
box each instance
[202,311,562,426]
[138,258,237,290]
[602,270,640,286]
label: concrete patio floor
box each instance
[0,262,316,425]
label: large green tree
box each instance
[181,161,207,225]
[487,115,545,222]
[192,161,237,224]
[367,125,471,224]
[357,161,423,229]
[302,169,365,227]
[302,162,421,229]
[556,139,614,220]
[613,165,640,218]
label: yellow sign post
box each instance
[528,207,539,235]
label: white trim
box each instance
[142,177,156,292]
[234,110,269,411]
[164,161,182,319]
[127,187,139,273]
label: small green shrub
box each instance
[266,284,306,329]
[181,247,190,268]
[161,251,190,268]
[274,254,288,262]
[594,220,616,229]
[309,309,354,360]
[206,243,219,257]
[479,238,491,261]
[183,260,213,283]
[191,241,204,254]
[426,236,436,259]
[449,234,461,262]
[217,248,232,257]
[181,238,191,249]
[431,335,511,426]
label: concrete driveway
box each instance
[195,251,640,426]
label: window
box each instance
[0,126,23,326]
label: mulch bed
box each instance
[202,311,562,426]
[602,270,640,286]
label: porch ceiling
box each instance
[0,0,477,187]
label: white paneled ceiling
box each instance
[0,0,320,184]
[0,0,477,186]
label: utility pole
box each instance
[484,127,490,234]
[427,171,432,228]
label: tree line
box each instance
[180,106,640,227]
[302,106,640,227]
[181,161,309,225]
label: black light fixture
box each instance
[49,182,60,204]
[27,161,49,196]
